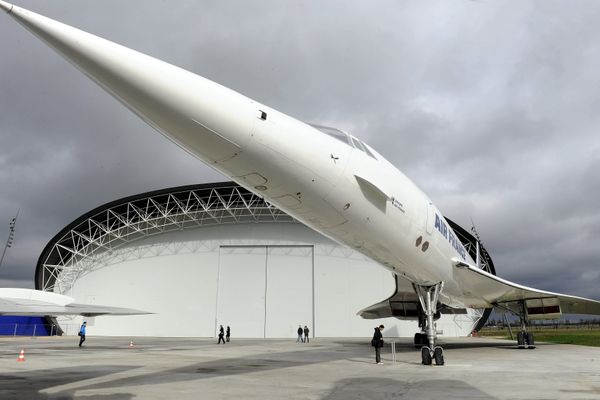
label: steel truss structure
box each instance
[36,182,296,294]
[445,218,496,331]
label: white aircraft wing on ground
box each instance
[0,288,150,317]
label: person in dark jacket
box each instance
[226,326,231,342]
[371,324,384,364]
[303,325,310,343]
[297,325,304,342]
[78,321,87,347]
[218,325,225,344]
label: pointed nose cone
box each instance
[1,2,255,165]
[0,1,13,13]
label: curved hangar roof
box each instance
[36,182,495,299]
[35,182,295,294]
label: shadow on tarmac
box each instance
[0,365,136,400]
[83,348,340,390]
[0,346,355,398]
[0,338,546,398]
[322,377,498,400]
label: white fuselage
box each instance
[215,107,474,309]
[1,2,474,309]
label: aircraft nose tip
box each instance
[0,1,14,13]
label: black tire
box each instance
[517,332,525,348]
[527,332,536,349]
[421,347,432,365]
[433,347,444,366]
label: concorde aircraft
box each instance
[2,1,599,365]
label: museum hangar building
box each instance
[35,182,493,338]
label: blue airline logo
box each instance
[434,213,467,260]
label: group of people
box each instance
[79,320,385,365]
[296,325,310,343]
[217,325,231,344]
[78,321,234,347]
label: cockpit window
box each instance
[362,143,377,159]
[310,124,351,145]
[352,137,377,160]
[309,123,377,160]
[351,137,364,151]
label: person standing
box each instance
[226,326,231,342]
[218,325,225,344]
[78,321,87,347]
[297,325,304,342]
[303,325,310,343]
[371,325,384,364]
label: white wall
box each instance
[216,246,267,337]
[58,223,478,338]
[64,251,219,337]
[264,246,313,338]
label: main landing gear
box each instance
[498,300,536,349]
[414,282,445,366]
[516,301,535,350]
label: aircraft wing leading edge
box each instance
[451,261,600,317]
[359,262,600,322]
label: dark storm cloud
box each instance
[0,1,599,302]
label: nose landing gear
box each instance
[414,282,445,366]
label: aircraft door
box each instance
[425,201,435,235]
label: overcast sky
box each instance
[0,0,599,301]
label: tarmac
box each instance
[0,336,599,400]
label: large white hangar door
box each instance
[217,246,267,338]
[217,245,313,338]
[265,246,313,338]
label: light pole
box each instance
[0,210,18,269]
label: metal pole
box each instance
[391,342,396,363]
[33,324,37,337]
[0,210,18,269]
[0,238,9,268]
[504,313,514,340]
[13,323,17,336]
[311,245,315,339]
[426,289,435,349]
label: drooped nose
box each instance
[0,1,13,13]
[1,2,256,163]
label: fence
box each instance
[0,323,87,336]
[0,323,57,336]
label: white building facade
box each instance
[36,183,487,338]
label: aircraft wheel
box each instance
[526,333,536,349]
[433,346,444,366]
[517,332,525,348]
[421,347,432,365]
